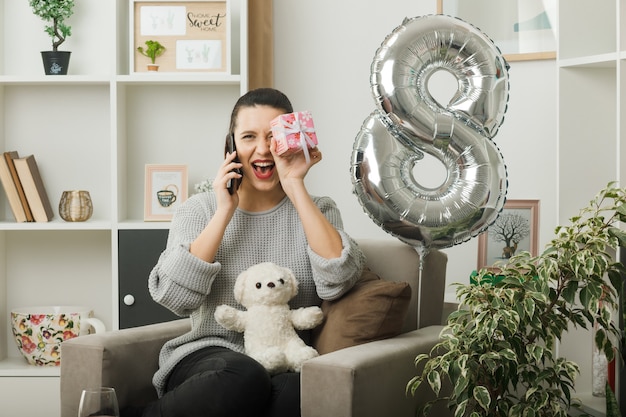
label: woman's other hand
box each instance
[270,139,321,191]
[213,150,242,214]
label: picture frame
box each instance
[437,0,556,62]
[144,164,188,221]
[477,199,540,270]
[130,0,230,73]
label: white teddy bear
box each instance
[214,262,324,374]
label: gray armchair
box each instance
[60,238,451,417]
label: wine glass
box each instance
[78,387,120,417]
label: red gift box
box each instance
[270,111,318,161]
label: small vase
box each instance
[592,347,608,396]
[592,323,608,397]
[59,190,93,222]
[147,64,159,72]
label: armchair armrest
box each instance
[60,319,190,417]
[301,325,451,417]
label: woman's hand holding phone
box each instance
[214,144,242,215]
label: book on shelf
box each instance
[4,152,34,222]
[0,151,32,222]
[13,154,54,222]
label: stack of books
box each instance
[0,151,54,222]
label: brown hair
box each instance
[224,88,293,155]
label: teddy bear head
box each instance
[233,262,299,308]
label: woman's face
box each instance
[233,105,284,193]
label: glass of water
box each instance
[78,387,120,417]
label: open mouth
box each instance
[252,161,275,179]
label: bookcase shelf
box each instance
[0,1,248,415]
[0,220,113,231]
[116,73,243,84]
[557,1,624,415]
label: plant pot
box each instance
[147,64,159,72]
[41,51,71,75]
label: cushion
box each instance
[311,268,412,355]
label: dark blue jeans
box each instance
[142,346,301,417]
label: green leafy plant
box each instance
[408,182,626,417]
[28,0,75,51]
[137,40,166,64]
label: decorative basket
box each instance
[59,190,93,222]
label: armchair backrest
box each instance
[356,238,448,332]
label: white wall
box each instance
[273,0,557,298]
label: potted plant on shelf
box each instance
[408,182,626,417]
[28,0,75,75]
[137,40,166,72]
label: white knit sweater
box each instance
[148,191,365,396]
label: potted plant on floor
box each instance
[29,0,75,75]
[408,182,626,417]
[137,40,166,72]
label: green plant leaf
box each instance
[452,374,469,399]
[526,344,544,363]
[406,376,422,396]
[454,399,468,417]
[608,269,625,295]
[473,386,491,411]
[457,354,468,378]
[523,298,535,319]
[615,204,626,222]
[427,370,441,395]
[499,348,517,362]
[561,280,578,304]
[522,407,536,417]
[525,386,538,400]
[414,353,430,367]
[605,382,621,417]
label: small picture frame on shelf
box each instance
[437,0,556,62]
[144,164,188,221]
[477,199,540,270]
[130,0,230,73]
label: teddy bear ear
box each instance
[285,267,298,297]
[233,270,247,303]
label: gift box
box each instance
[270,111,318,158]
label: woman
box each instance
[138,88,364,417]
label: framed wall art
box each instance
[477,199,540,270]
[144,164,188,221]
[130,0,230,73]
[437,0,556,61]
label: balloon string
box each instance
[413,246,429,330]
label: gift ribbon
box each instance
[278,112,316,164]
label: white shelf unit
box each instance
[0,1,248,415]
[557,1,623,416]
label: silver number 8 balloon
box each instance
[351,15,510,252]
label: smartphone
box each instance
[226,134,241,194]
